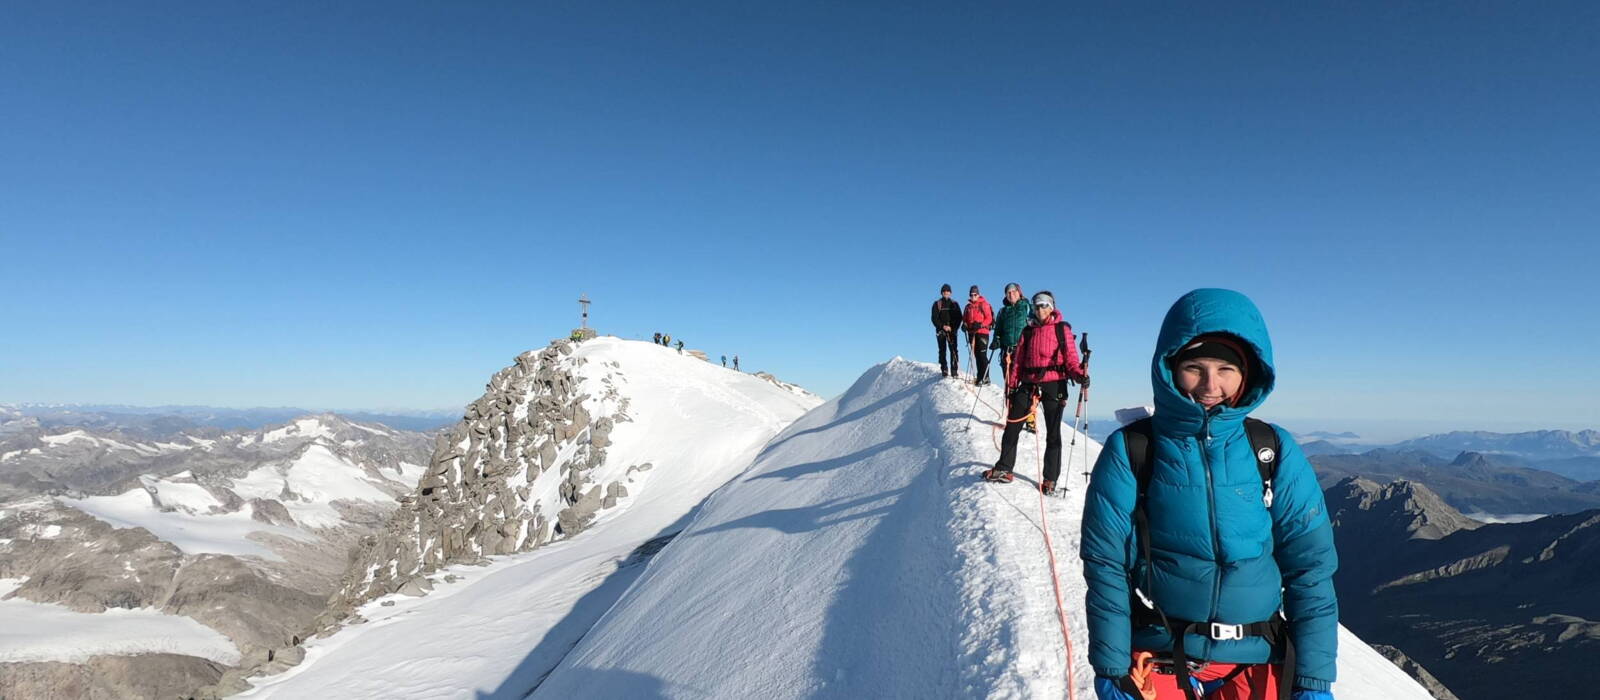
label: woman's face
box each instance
[1033,304,1052,321]
[1174,357,1243,408]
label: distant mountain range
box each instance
[0,411,434,695]
[3,403,459,434]
[1310,449,1600,516]
[1328,477,1600,700]
[1393,429,1600,461]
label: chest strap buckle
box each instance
[1209,622,1245,641]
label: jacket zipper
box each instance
[1199,411,1223,659]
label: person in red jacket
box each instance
[963,285,996,385]
[985,291,1088,495]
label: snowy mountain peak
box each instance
[302,337,822,638]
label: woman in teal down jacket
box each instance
[1081,289,1337,700]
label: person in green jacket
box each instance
[995,282,1032,386]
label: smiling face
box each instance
[1173,357,1244,409]
[1033,303,1052,321]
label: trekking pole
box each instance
[963,331,982,432]
[1075,333,1093,485]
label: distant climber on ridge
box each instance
[984,291,1086,495]
[675,339,684,354]
[732,355,740,371]
[931,283,963,378]
[964,285,995,386]
[1080,288,1337,700]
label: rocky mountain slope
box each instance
[0,413,433,698]
[237,337,820,697]
[1328,476,1600,699]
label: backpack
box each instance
[1119,416,1293,700]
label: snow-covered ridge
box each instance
[240,337,821,697]
[534,358,1431,699]
[308,338,822,627]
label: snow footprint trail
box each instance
[937,374,1099,700]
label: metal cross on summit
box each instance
[578,293,591,329]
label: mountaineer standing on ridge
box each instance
[964,285,995,386]
[1081,288,1337,700]
[984,291,1086,495]
[931,283,963,378]
[994,282,1036,432]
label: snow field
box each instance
[0,578,242,665]
[58,442,410,559]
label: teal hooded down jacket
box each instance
[1079,289,1338,691]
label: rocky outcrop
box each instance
[311,340,636,633]
[1329,477,1482,542]
[1372,645,1461,700]
[0,654,226,700]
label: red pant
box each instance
[1139,661,1280,700]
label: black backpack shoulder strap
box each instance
[1054,322,1067,369]
[1243,417,1282,507]
[1122,417,1160,616]
[1123,418,1156,559]
[1123,417,1155,493]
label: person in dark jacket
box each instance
[1081,288,1337,700]
[985,291,1086,494]
[931,283,963,378]
[964,285,995,385]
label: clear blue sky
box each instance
[4,2,1596,435]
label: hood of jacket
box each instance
[1151,288,1275,437]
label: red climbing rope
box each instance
[957,370,1079,700]
[1035,423,1079,700]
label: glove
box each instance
[1093,677,1140,700]
[1078,374,1091,388]
[1292,691,1334,700]
[1096,674,1200,700]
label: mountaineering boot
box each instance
[983,468,1014,483]
[1039,480,1055,496]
